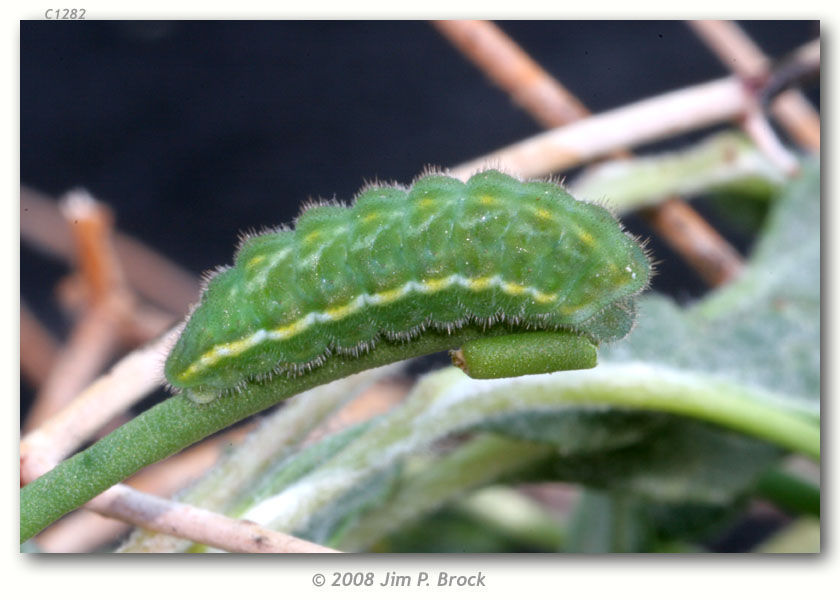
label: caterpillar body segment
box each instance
[165,170,651,398]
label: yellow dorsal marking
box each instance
[304,230,320,243]
[534,208,553,221]
[479,195,495,206]
[418,198,436,209]
[578,231,595,247]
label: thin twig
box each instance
[20,301,59,388]
[640,198,743,284]
[450,76,748,181]
[760,39,820,105]
[436,20,745,286]
[119,366,403,553]
[92,486,340,553]
[432,20,590,129]
[689,20,820,151]
[23,192,132,432]
[61,190,125,301]
[740,107,800,175]
[23,303,124,433]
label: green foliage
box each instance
[569,132,784,213]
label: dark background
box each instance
[20,19,819,408]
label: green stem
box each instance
[557,364,821,461]
[756,468,820,518]
[19,325,516,543]
[20,330,820,543]
[117,367,395,553]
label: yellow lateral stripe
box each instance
[246,255,266,268]
[179,275,560,379]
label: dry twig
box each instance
[21,186,201,315]
[433,20,590,129]
[447,69,747,179]
[23,192,132,432]
[93,486,340,553]
[20,302,59,388]
[689,20,820,151]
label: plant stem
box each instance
[20,337,819,543]
[756,467,820,517]
[19,325,519,543]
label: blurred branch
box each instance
[740,108,799,175]
[23,302,123,433]
[450,75,753,182]
[432,20,590,129]
[21,185,201,315]
[436,20,744,286]
[23,192,130,432]
[760,39,820,105]
[93,485,340,553]
[569,132,784,212]
[689,21,820,151]
[20,301,59,388]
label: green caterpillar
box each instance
[166,170,651,402]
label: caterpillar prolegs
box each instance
[165,170,651,402]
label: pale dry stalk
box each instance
[689,20,820,151]
[92,485,340,553]
[21,185,201,315]
[23,191,132,432]
[23,303,124,433]
[20,301,59,387]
